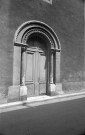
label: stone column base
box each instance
[8,85,20,102]
[55,83,64,94]
[48,83,64,96]
[8,85,28,102]
[20,85,27,101]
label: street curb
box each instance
[0,91,85,110]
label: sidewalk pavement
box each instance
[0,91,85,113]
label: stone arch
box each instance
[12,20,63,96]
[14,20,61,50]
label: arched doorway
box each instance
[21,34,49,96]
[12,20,63,98]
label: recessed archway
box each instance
[12,20,62,96]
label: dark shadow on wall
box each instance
[79,133,85,135]
[80,0,84,3]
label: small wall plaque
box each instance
[43,0,52,5]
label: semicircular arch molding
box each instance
[14,20,61,51]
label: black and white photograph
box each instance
[0,0,84,135]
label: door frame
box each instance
[12,20,62,96]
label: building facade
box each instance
[0,0,84,103]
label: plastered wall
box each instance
[0,0,84,97]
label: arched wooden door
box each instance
[22,36,49,97]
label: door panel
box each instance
[39,83,46,95]
[27,83,35,96]
[39,53,46,82]
[34,51,39,95]
[25,52,34,82]
[39,53,47,95]
[22,37,48,97]
[25,51,35,96]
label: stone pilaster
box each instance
[55,51,64,94]
[49,51,56,96]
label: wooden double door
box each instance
[22,36,49,97]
